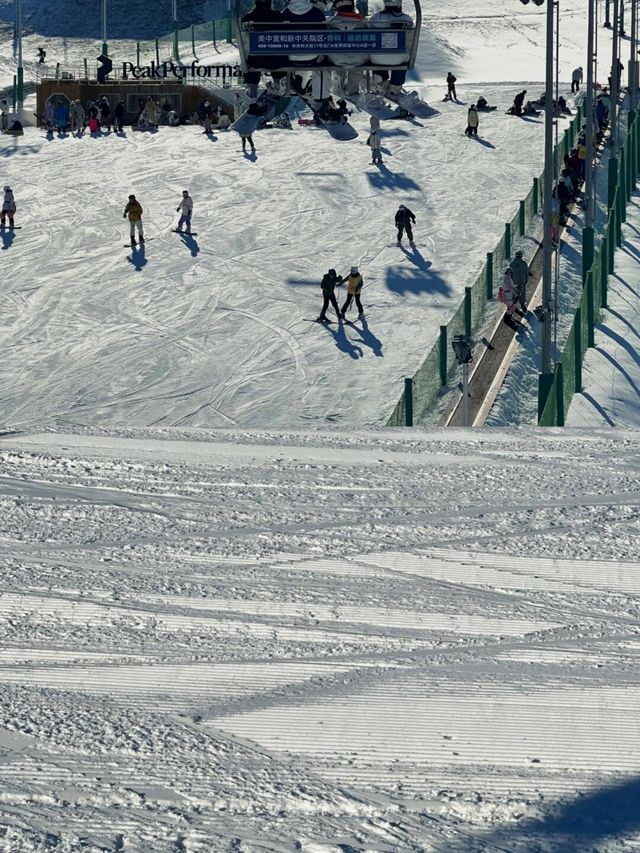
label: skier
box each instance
[445,72,457,101]
[123,194,144,246]
[395,203,416,246]
[510,89,527,116]
[510,250,530,312]
[70,100,85,132]
[99,96,112,132]
[317,268,343,322]
[176,190,193,234]
[340,266,364,319]
[241,134,256,154]
[367,0,414,97]
[44,99,55,131]
[368,115,383,164]
[571,66,583,93]
[37,47,46,63]
[114,100,126,132]
[596,97,608,134]
[55,100,69,133]
[499,268,518,325]
[142,97,159,128]
[465,104,479,136]
[1,186,16,228]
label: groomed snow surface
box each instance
[1,426,640,851]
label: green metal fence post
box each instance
[227,15,233,43]
[404,378,413,427]
[587,272,595,348]
[574,307,583,393]
[616,188,623,245]
[609,213,616,272]
[582,226,594,288]
[136,41,140,65]
[519,200,525,236]
[533,176,539,213]
[601,235,609,308]
[192,25,197,57]
[538,373,555,424]
[155,38,160,65]
[439,325,447,386]
[12,74,16,110]
[464,287,472,338]
[608,157,618,210]
[486,252,493,299]
[504,222,511,260]
[555,362,565,427]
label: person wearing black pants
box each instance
[317,269,342,322]
[446,72,457,101]
[395,204,416,245]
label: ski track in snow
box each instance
[0,426,640,850]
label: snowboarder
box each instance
[510,250,530,312]
[395,204,416,245]
[367,0,414,97]
[241,134,256,154]
[510,89,527,116]
[571,66,583,93]
[1,186,16,228]
[368,115,383,164]
[499,268,518,325]
[123,194,144,246]
[176,190,193,234]
[465,104,479,136]
[340,266,364,318]
[476,95,496,112]
[37,47,46,63]
[114,100,126,132]
[317,268,343,322]
[445,72,457,101]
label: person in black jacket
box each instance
[395,204,416,245]
[317,269,343,322]
[445,72,457,101]
[511,89,527,116]
[114,100,126,132]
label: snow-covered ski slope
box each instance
[1,425,640,851]
[0,0,603,430]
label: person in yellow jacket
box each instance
[123,194,144,246]
[465,104,479,137]
[340,266,364,319]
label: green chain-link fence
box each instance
[538,108,638,425]
[388,103,585,426]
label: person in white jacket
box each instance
[500,268,518,323]
[368,115,382,164]
[176,191,193,234]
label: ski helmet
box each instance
[515,250,523,258]
[128,194,136,199]
[351,266,359,274]
[506,267,513,274]
[399,204,406,210]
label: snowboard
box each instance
[345,93,399,120]
[0,225,21,229]
[124,238,153,247]
[231,94,291,136]
[304,317,335,324]
[299,97,358,141]
[173,230,198,235]
[387,91,435,119]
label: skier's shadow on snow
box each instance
[322,321,364,360]
[178,233,200,257]
[126,245,148,272]
[469,136,496,149]
[1,229,15,251]
[386,249,451,296]
[520,115,544,124]
[434,775,640,852]
[366,165,421,192]
[346,317,383,357]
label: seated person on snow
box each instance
[367,0,414,97]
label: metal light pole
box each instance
[541,0,556,378]
[16,0,23,106]
[172,0,180,61]
[101,0,108,55]
[605,0,612,27]
[611,0,620,151]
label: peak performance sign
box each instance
[121,61,242,81]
